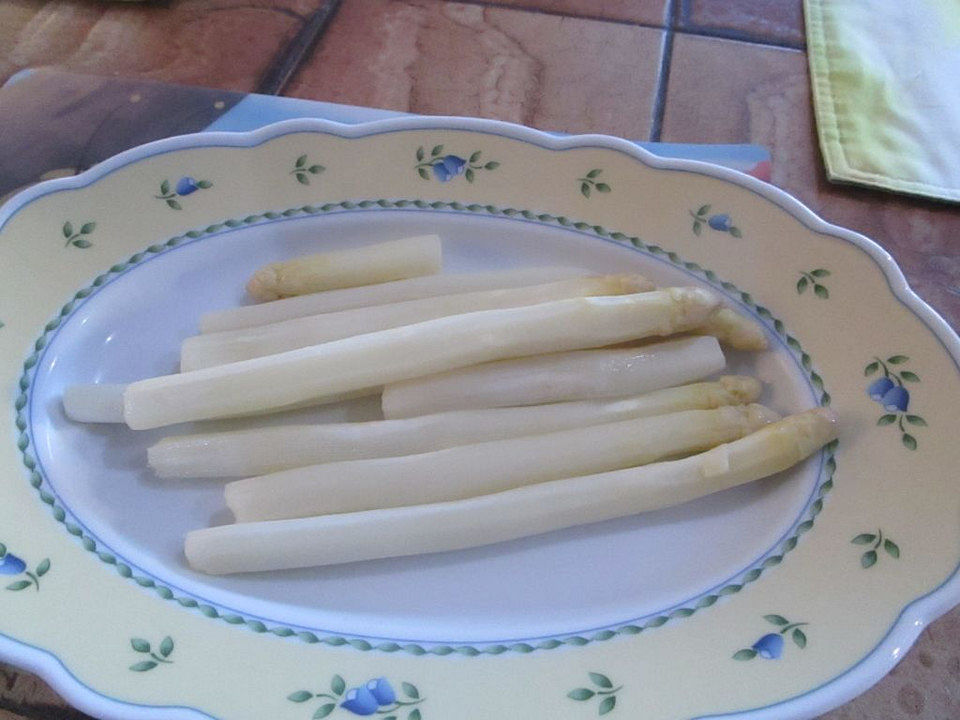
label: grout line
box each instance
[454,0,668,30]
[677,25,806,50]
[648,0,677,142]
[255,0,344,95]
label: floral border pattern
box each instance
[14,200,835,655]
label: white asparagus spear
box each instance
[62,383,126,423]
[149,376,761,478]
[381,335,725,419]
[201,266,587,333]
[124,289,720,430]
[226,404,777,522]
[700,308,768,351]
[246,235,442,302]
[186,408,838,574]
[181,274,654,371]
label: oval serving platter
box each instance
[0,117,957,720]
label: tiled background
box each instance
[0,0,958,718]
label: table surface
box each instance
[1,0,958,718]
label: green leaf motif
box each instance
[80,222,96,234]
[313,704,336,719]
[792,628,807,648]
[159,636,174,657]
[900,371,920,382]
[864,361,879,376]
[308,165,324,174]
[6,580,31,591]
[35,558,50,577]
[813,284,829,299]
[877,414,897,426]
[402,682,420,699]
[586,169,602,179]
[287,691,313,703]
[902,433,917,450]
[568,688,595,701]
[417,167,430,180]
[599,695,617,715]
[62,222,73,238]
[331,674,345,696]
[484,161,500,170]
[589,672,613,689]
[416,146,425,162]
[408,710,422,720]
[130,661,157,672]
[595,183,611,192]
[796,276,808,294]
[469,151,482,163]
[465,168,475,183]
[729,227,742,238]
[764,614,789,626]
[733,649,757,661]
[905,414,927,426]
[196,180,213,189]
[160,180,170,195]
[810,268,830,277]
[697,204,711,216]
[884,539,901,558]
[581,183,591,198]
[693,221,702,236]
[73,238,92,248]
[861,550,878,568]
[130,638,151,653]
[166,199,182,210]
[852,533,876,545]
[0,543,6,558]
[296,173,310,185]
[296,155,307,168]
[431,144,444,157]
[887,355,909,364]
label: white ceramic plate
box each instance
[0,117,957,720]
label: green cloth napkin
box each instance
[806,0,960,202]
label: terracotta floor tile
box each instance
[285,0,664,138]
[680,0,805,47]
[0,0,327,91]
[480,0,667,25]
[663,34,960,330]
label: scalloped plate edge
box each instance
[0,115,957,720]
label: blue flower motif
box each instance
[341,686,379,715]
[708,214,732,231]
[432,155,467,182]
[0,553,25,575]
[867,377,894,402]
[366,677,396,706]
[751,633,784,660]
[882,386,909,412]
[176,176,199,196]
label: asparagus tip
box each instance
[719,375,764,403]
[246,265,282,302]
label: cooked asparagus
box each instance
[185,408,838,574]
[226,404,777,521]
[381,335,725,419]
[246,235,442,301]
[124,289,721,430]
[201,266,587,333]
[700,308,768,351]
[149,376,761,478]
[181,274,654,371]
